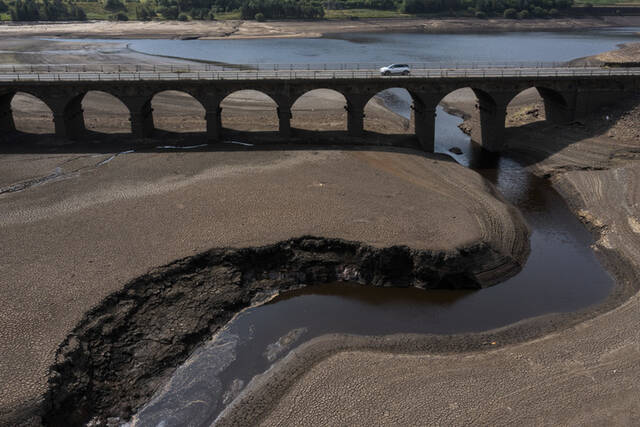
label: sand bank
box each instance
[0,16,639,40]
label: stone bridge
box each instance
[1,68,639,152]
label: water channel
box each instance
[65,28,639,425]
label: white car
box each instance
[380,64,410,76]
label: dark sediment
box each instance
[44,235,527,425]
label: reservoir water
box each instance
[120,27,640,65]
[85,28,639,425]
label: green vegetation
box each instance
[324,7,409,17]
[10,0,86,20]
[240,0,324,19]
[573,0,639,5]
[4,0,639,22]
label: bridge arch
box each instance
[363,88,413,135]
[220,89,279,132]
[432,87,500,153]
[151,90,206,133]
[291,88,348,132]
[1,91,55,134]
[506,86,571,126]
[66,90,132,134]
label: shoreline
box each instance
[0,16,639,40]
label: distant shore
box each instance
[0,16,639,40]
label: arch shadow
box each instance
[505,86,571,128]
[363,88,413,135]
[1,91,55,135]
[77,90,132,135]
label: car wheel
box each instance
[402,70,409,76]
[384,71,391,76]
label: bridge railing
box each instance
[1,67,639,82]
[0,61,602,74]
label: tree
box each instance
[104,0,127,12]
[111,10,129,19]
[503,7,517,17]
[11,0,41,21]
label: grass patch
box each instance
[324,9,411,19]
[213,10,242,20]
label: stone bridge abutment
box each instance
[0,74,637,152]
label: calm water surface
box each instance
[121,29,640,426]
[119,27,640,65]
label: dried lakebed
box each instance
[42,124,617,426]
[34,29,639,425]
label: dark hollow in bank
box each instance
[44,235,527,425]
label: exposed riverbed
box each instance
[78,29,637,425]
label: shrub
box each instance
[549,8,559,16]
[111,11,128,20]
[517,9,529,19]
[135,4,155,20]
[503,8,517,18]
[177,12,188,20]
[475,10,486,18]
[532,6,547,17]
[254,11,265,21]
[157,5,178,19]
[70,4,87,20]
[104,0,126,12]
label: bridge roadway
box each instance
[1,65,639,152]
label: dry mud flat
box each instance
[1,16,640,39]
[1,127,529,424]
